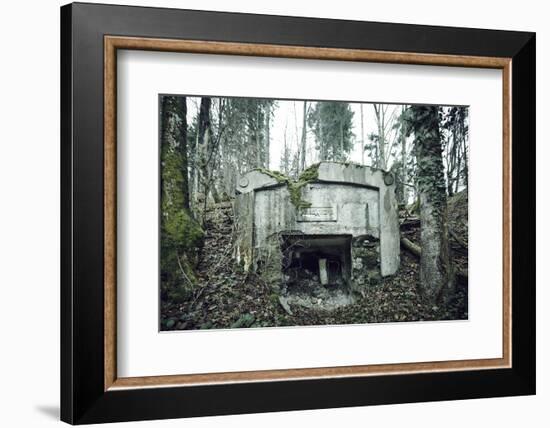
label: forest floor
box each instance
[160,191,468,331]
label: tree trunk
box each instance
[380,107,386,170]
[400,236,421,256]
[282,123,290,175]
[339,120,344,161]
[374,104,387,170]
[360,104,365,165]
[197,97,212,198]
[399,108,407,204]
[401,236,468,283]
[177,97,190,210]
[256,105,262,167]
[411,105,454,302]
[318,106,325,160]
[161,96,189,209]
[160,95,202,293]
[300,101,307,171]
[160,96,175,204]
[461,127,468,189]
[447,131,456,196]
[192,116,200,200]
[454,136,462,194]
[266,104,271,169]
[447,138,455,197]
[293,102,300,169]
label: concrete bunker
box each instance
[233,162,400,309]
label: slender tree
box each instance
[197,97,212,194]
[389,106,410,205]
[178,97,190,210]
[265,102,271,168]
[280,121,292,175]
[397,106,409,204]
[300,101,308,171]
[360,104,365,165]
[373,104,388,169]
[197,97,223,204]
[371,104,403,170]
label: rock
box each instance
[278,296,293,315]
[369,272,382,285]
[166,319,175,329]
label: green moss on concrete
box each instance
[254,163,320,209]
[298,163,320,182]
[254,168,289,183]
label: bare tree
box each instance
[265,103,271,168]
[197,97,221,206]
[300,101,307,171]
[372,104,401,170]
[360,104,365,165]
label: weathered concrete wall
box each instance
[316,163,400,276]
[253,183,379,244]
[236,170,279,194]
[254,234,284,292]
[253,185,295,244]
[351,236,381,288]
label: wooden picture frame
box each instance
[61,2,535,424]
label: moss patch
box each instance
[255,163,320,209]
[172,209,204,251]
[161,208,204,302]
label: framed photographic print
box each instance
[60,2,536,424]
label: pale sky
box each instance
[185,97,408,172]
[269,100,399,171]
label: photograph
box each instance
[159,95,469,331]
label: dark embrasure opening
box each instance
[281,234,352,288]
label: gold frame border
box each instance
[104,36,512,391]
